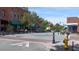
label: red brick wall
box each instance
[0,7,25,30]
[67,17,79,23]
[67,17,79,32]
[0,7,25,21]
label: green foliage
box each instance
[40,20,49,29]
[21,8,64,32]
[54,24,64,31]
[50,23,64,31]
[22,10,51,30]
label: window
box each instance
[0,10,5,18]
[12,12,18,20]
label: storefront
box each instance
[9,20,22,32]
[67,23,78,33]
[0,20,9,32]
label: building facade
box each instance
[67,17,79,33]
[0,7,26,32]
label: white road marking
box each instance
[17,45,23,46]
[10,41,30,47]
[51,47,57,50]
[25,42,29,47]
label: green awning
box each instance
[9,20,22,26]
[9,20,31,26]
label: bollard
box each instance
[72,41,74,51]
[52,32,55,43]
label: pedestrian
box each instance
[65,32,71,39]
[67,32,70,39]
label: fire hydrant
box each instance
[63,37,69,50]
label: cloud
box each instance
[44,16,67,25]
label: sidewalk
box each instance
[50,39,79,51]
[70,33,79,38]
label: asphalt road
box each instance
[0,39,49,51]
[0,32,79,51]
[0,32,64,51]
[1,32,64,42]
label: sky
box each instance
[28,7,79,25]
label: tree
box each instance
[21,9,54,32]
[54,23,64,32]
[22,11,32,26]
[40,20,50,29]
[30,12,38,24]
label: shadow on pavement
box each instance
[54,41,60,43]
[50,45,79,51]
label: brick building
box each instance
[0,7,26,32]
[67,17,79,33]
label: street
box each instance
[0,32,79,51]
